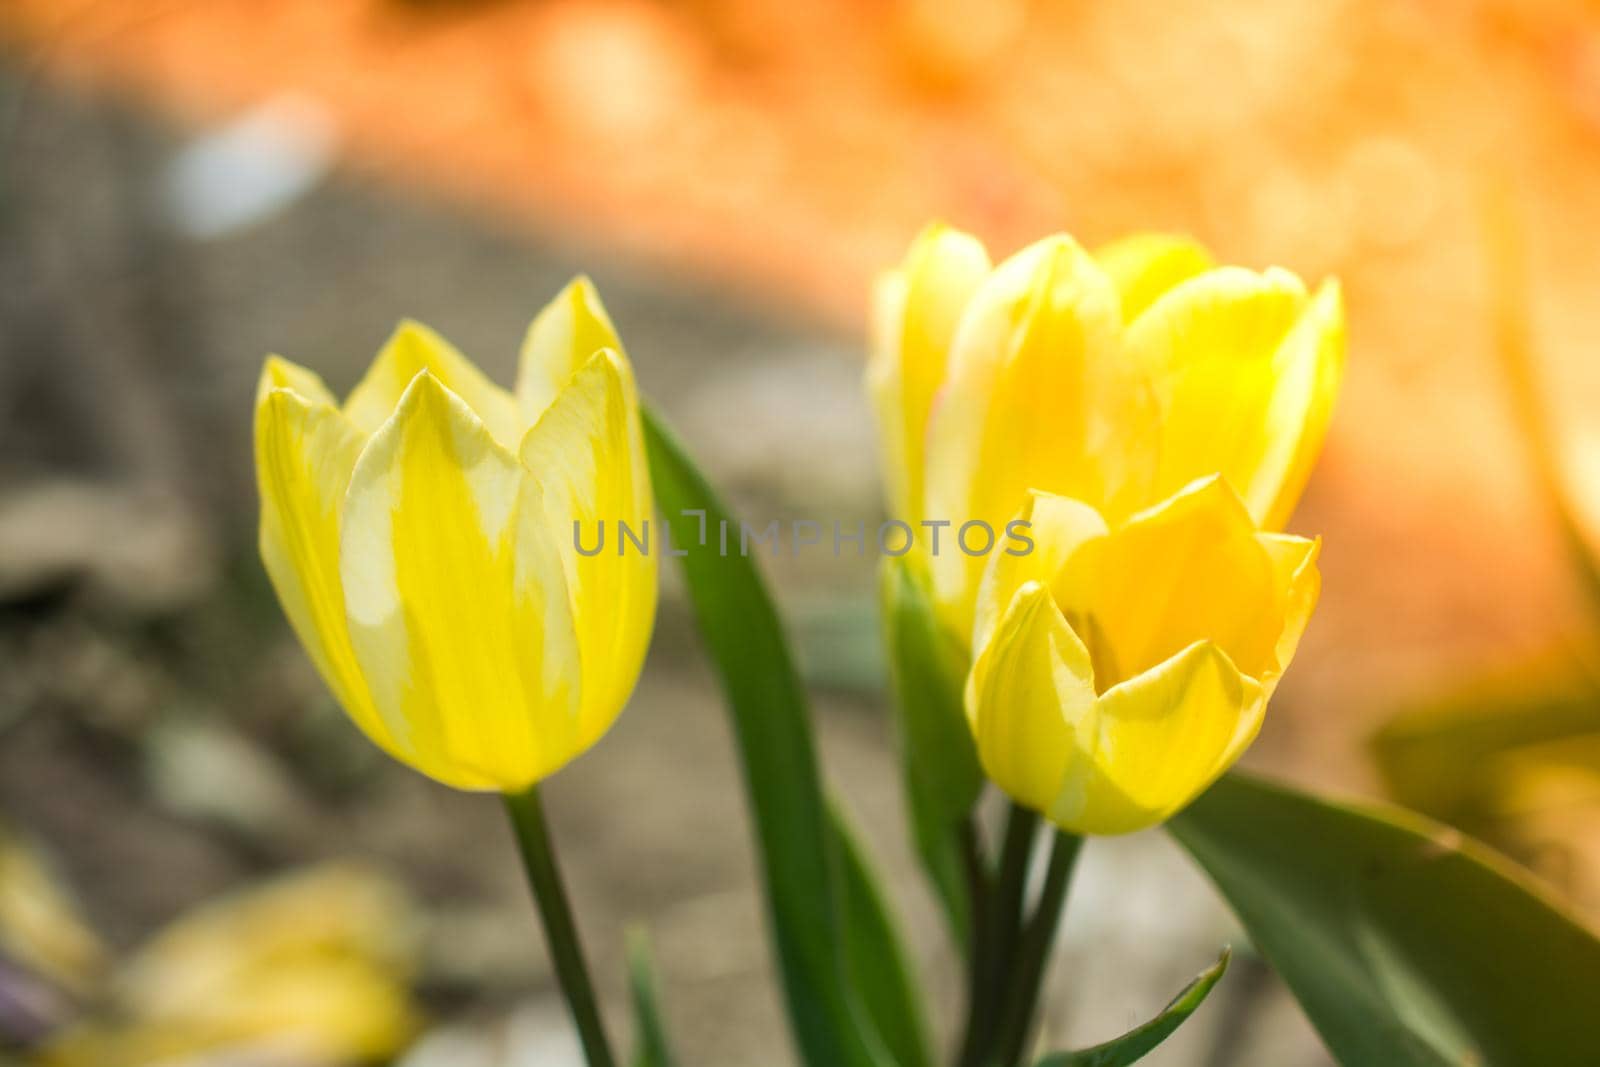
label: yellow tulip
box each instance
[868,224,1342,643]
[967,478,1321,835]
[41,865,419,1067]
[869,223,1341,834]
[0,826,106,995]
[255,279,656,791]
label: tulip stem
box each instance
[957,802,1040,1067]
[993,830,1083,1066]
[504,786,616,1067]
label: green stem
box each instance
[992,805,1042,972]
[957,803,1040,1067]
[993,831,1083,1066]
[954,814,992,1057]
[503,786,617,1067]
[958,813,987,947]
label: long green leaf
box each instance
[1170,772,1600,1066]
[1034,950,1228,1067]
[1372,650,1600,828]
[626,930,679,1067]
[834,798,937,1067]
[642,405,924,1067]
[880,556,984,945]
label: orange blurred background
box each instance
[11,0,1600,765]
[4,1,1600,1064]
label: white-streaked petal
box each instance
[255,362,399,761]
[259,354,340,409]
[340,371,581,791]
[343,320,522,448]
[516,277,623,427]
[519,348,657,749]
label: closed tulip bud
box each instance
[255,279,656,792]
[966,478,1320,835]
[868,225,1342,643]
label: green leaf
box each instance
[626,930,679,1067]
[1372,650,1600,827]
[642,405,924,1067]
[1170,772,1600,1066]
[1034,950,1228,1067]
[880,556,985,944]
[834,799,937,1067]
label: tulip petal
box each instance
[344,320,523,449]
[1256,532,1322,692]
[517,276,624,426]
[1126,266,1318,525]
[255,361,398,759]
[340,372,581,791]
[1093,233,1215,323]
[868,268,912,515]
[259,353,340,408]
[1256,281,1345,530]
[1062,641,1263,835]
[867,223,990,525]
[924,235,1149,637]
[1056,476,1280,685]
[519,348,656,748]
[971,490,1108,655]
[967,582,1098,815]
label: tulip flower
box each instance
[868,224,1342,643]
[41,866,418,1067]
[870,223,1340,841]
[966,477,1321,835]
[254,278,656,792]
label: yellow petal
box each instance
[1255,280,1345,529]
[1256,532,1322,692]
[1093,233,1215,323]
[340,372,582,791]
[1055,476,1280,686]
[867,223,991,525]
[967,582,1098,815]
[924,234,1150,639]
[868,268,913,516]
[118,865,415,1015]
[1125,266,1319,525]
[971,490,1108,655]
[343,320,523,449]
[259,353,339,408]
[255,361,398,760]
[1060,641,1263,835]
[516,276,624,426]
[105,866,418,1065]
[0,827,106,993]
[520,349,657,749]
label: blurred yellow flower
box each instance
[39,865,419,1067]
[255,279,657,791]
[0,826,105,996]
[869,223,1340,834]
[966,478,1320,835]
[868,224,1342,643]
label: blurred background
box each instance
[2,0,1600,1064]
